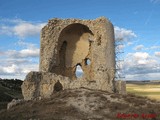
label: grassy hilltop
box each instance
[0,80,160,119]
[0,88,160,120]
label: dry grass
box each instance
[1,88,160,120]
[126,83,160,101]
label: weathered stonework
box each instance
[115,80,126,94]
[22,17,126,100]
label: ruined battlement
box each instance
[21,17,126,100]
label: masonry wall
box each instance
[40,17,115,90]
[22,17,119,100]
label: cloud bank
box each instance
[0,18,45,79]
[0,40,39,79]
[114,26,137,41]
[0,19,160,80]
[0,18,46,38]
[123,52,160,80]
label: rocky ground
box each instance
[0,88,160,120]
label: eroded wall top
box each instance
[40,17,115,84]
[21,17,121,101]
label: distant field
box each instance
[126,83,160,101]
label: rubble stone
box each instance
[22,17,126,100]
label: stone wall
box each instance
[22,17,126,100]
[115,80,126,94]
[40,17,115,83]
[22,71,116,100]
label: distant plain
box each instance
[126,82,160,101]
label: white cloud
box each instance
[1,18,25,24]
[13,22,46,38]
[134,45,144,51]
[150,0,160,3]
[127,42,133,46]
[2,64,18,74]
[0,18,44,79]
[17,40,38,49]
[114,26,137,41]
[20,49,39,57]
[0,40,39,58]
[115,44,125,51]
[0,18,46,38]
[133,52,149,60]
[0,56,39,79]
[155,52,160,57]
[0,41,39,79]
[125,73,160,81]
[123,52,160,80]
[0,62,39,79]
[1,48,39,58]
[132,45,160,51]
[0,25,12,35]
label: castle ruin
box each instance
[21,17,126,100]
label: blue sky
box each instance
[0,0,160,80]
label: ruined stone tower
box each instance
[22,17,124,100]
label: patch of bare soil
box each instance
[0,88,160,120]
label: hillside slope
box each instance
[0,79,23,110]
[0,88,160,120]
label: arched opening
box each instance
[75,64,84,78]
[54,81,63,92]
[53,23,93,79]
[85,58,91,65]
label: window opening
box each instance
[75,64,84,78]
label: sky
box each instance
[0,0,160,80]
